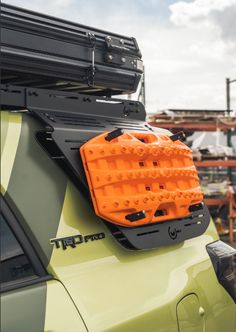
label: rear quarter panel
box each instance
[1,111,236,332]
[48,182,236,332]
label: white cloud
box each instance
[170,0,236,47]
[170,0,236,26]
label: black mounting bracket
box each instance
[0,84,148,192]
[0,84,211,250]
[107,204,210,250]
[105,35,142,58]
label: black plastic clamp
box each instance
[105,128,124,141]
[125,210,146,222]
[170,131,186,142]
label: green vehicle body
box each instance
[1,111,236,332]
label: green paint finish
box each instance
[50,181,236,332]
[177,294,204,332]
[1,112,9,155]
[44,280,87,332]
[6,113,67,266]
[1,282,47,332]
[190,259,236,332]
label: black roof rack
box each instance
[0,3,143,96]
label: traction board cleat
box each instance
[80,130,204,227]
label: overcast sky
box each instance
[4,0,236,114]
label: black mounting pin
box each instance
[170,131,186,142]
[189,202,204,212]
[125,210,146,222]
[105,128,124,141]
[154,209,166,217]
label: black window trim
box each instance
[0,195,52,293]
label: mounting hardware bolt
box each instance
[107,54,113,61]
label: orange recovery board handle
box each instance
[80,129,203,227]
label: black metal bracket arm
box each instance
[0,84,146,118]
[0,83,148,192]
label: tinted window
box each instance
[0,214,35,283]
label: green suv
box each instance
[1,3,236,332]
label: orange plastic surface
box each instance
[80,131,203,227]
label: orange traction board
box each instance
[80,130,203,227]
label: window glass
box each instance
[0,214,35,283]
